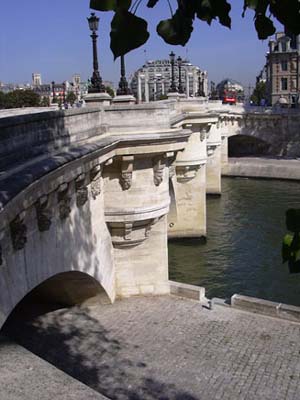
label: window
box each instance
[281,42,287,52]
[281,60,288,71]
[281,78,288,90]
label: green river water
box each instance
[169,177,300,306]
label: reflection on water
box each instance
[169,177,300,306]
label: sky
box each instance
[0,0,283,90]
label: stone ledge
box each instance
[169,280,206,302]
[231,294,300,323]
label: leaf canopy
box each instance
[90,0,300,57]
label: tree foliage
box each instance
[90,0,300,58]
[282,209,300,274]
[105,85,115,97]
[0,89,41,109]
[66,91,77,105]
[250,81,266,105]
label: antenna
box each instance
[185,47,189,61]
[144,49,147,63]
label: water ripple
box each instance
[169,177,300,306]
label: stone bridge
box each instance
[0,98,298,329]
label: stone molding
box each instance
[107,217,160,248]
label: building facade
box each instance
[266,32,300,106]
[130,59,208,102]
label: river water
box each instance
[169,177,300,306]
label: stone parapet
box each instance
[231,294,300,323]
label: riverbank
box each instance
[222,157,300,180]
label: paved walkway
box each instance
[3,295,300,400]
[0,336,108,400]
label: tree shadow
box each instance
[2,306,199,400]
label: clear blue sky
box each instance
[0,0,282,89]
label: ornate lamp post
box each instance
[117,55,132,95]
[177,56,183,94]
[197,71,204,97]
[169,51,177,92]
[62,82,66,103]
[51,81,55,102]
[87,12,105,93]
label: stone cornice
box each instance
[0,129,190,227]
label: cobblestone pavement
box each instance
[4,296,300,400]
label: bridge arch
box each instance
[1,271,110,331]
[228,134,271,157]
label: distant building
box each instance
[216,79,244,94]
[32,84,51,99]
[32,73,42,86]
[130,59,208,102]
[265,32,300,106]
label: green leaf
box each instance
[90,0,116,11]
[196,0,231,28]
[270,0,300,35]
[110,10,149,59]
[244,0,258,10]
[286,209,300,233]
[254,14,276,40]
[90,0,131,11]
[282,233,293,263]
[157,10,194,46]
[147,0,160,7]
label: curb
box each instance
[231,294,300,323]
[169,280,206,302]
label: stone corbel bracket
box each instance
[207,144,218,157]
[153,152,174,186]
[57,183,71,220]
[204,123,212,140]
[120,156,134,191]
[0,230,4,266]
[90,164,102,199]
[107,217,160,248]
[75,173,88,208]
[10,211,27,251]
[35,195,52,232]
[176,165,201,183]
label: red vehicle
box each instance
[222,90,237,105]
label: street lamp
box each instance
[177,56,183,94]
[117,55,132,95]
[51,81,55,102]
[197,71,204,97]
[169,51,177,92]
[87,12,105,93]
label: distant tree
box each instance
[52,96,58,104]
[251,81,267,105]
[66,91,77,105]
[105,86,115,98]
[0,91,6,109]
[157,94,168,100]
[40,96,50,107]
[4,89,41,109]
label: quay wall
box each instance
[222,157,300,181]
